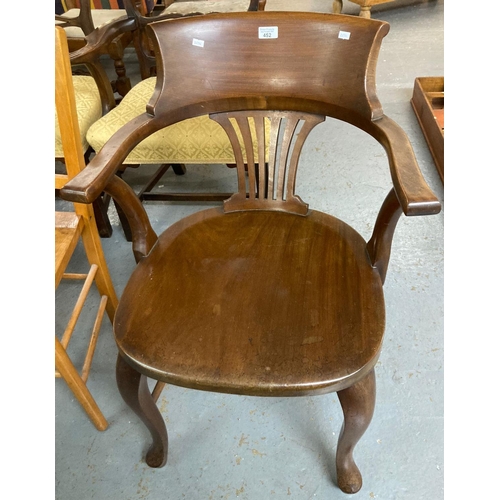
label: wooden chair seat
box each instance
[115,208,385,395]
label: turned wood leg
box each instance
[116,355,168,467]
[333,0,343,14]
[336,369,376,494]
[359,6,372,18]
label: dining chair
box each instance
[55,26,119,430]
[61,12,441,493]
[55,1,159,97]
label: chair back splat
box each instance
[61,13,441,493]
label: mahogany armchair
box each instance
[61,12,441,493]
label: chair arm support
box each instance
[69,16,137,64]
[368,116,441,217]
[60,113,159,204]
[105,176,158,262]
[366,188,402,284]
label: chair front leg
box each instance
[336,369,376,494]
[116,354,168,467]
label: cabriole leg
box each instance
[336,369,376,493]
[333,0,343,14]
[116,354,168,467]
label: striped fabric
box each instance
[59,1,125,11]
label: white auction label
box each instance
[259,26,278,39]
[192,38,205,47]
[338,31,351,40]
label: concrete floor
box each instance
[55,1,444,498]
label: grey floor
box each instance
[55,1,444,498]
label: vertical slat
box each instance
[254,116,267,198]
[210,110,324,215]
[235,117,256,199]
[286,116,325,200]
[212,115,247,195]
[275,116,300,201]
[267,115,282,200]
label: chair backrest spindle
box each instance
[211,110,325,215]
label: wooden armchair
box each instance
[55,1,158,97]
[55,26,119,430]
[61,12,441,493]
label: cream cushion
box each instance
[162,0,254,15]
[55,75,102,158]
[87,77,268,165]
[55,9,128,38]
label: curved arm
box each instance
[366,188,402,284]
[367,115,441,217]
[69,16,137,62]
[60,113,164,204]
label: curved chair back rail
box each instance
[61,12,439,219]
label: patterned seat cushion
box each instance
[55,75,102,158]
[162,0,253,15]
[87,77,268,165]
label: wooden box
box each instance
[410,77,444,182]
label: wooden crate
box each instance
[410,77,444,183]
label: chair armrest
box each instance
[60,113,155,204]
[369,115,441,216]
[69,16,137,64]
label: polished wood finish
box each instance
[55,26,119,430]
[61,13,441,492]
[410,76,444,183]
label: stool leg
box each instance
[116,355,168,467]
[336,368,376,494]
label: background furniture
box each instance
[55,26,119,430]
[55,37,117,237]
[61,12,441,493]
[411,76,444,183]
[55,1,158,97]
[333,0,395,18]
